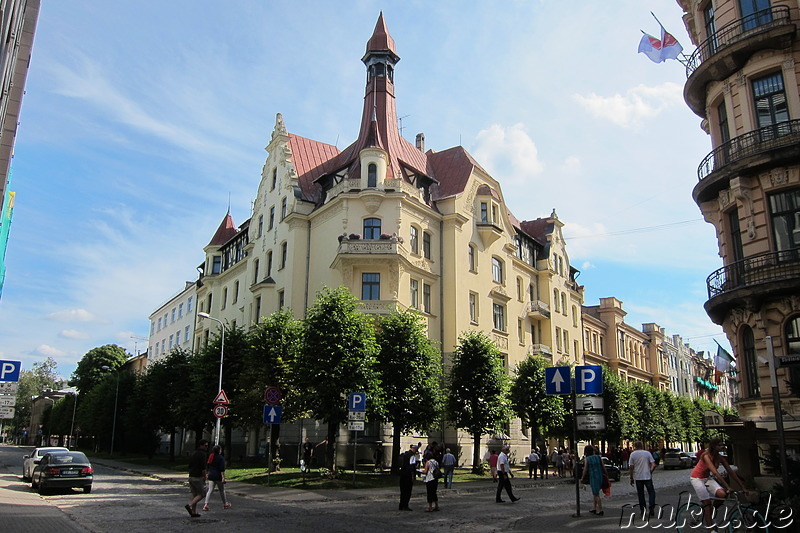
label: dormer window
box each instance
[368,163,377,188]
[364,218,381,239]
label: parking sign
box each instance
[0,360,21,382]
[348,392,367,411]
[575,365,603,395]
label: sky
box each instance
[0,0,729,380]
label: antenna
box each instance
[130,335,148,356]
[398,115,410,137]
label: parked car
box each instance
[22,446,69,480]
[663,451,693,470]
[686,451,698,466]
[31,451,93,494]
[575,456,621,482]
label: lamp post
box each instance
[69,392,77,449]
[198,312,225,446]
[101,365,120,455]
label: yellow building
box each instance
[193,14,584,464]
[679,0,800,477]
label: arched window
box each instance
[742,325,760,398]
[410,226,419,254]
[364,218,381,239]
[553,289,559,312]
[367,163,377,188]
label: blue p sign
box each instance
[0,360,21,382]
[576,365,603,395]
[349,392,367,411]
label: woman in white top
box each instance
[422,452,440,512]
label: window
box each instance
[233,280,239,303]
[253,259,260,285]
[561,293,567,316]
[493,303,505,331]
[362,273,380,300]
[468,244,476,271]
[410,279,419,309]
[188,297,193,312]
[785,316,800,390]
[222,287,228,309]
[728,208,744,262]
[169,335,174,349]
[739,0,772,31]
[517,319,524,344]
[278,289,285,309]
[717,100,730,144]
[178,303,184,318]
[367,163,377,188]
[555,326,562,352]
[564,331,570,354]
[469,292,478,323]
[528,284,535,302]
[704,2,718,53]
[480,202,489,223]
[492,204,498,224]
[553,289,560,312]
[157,317,162,331]
[176,330,181,345]
[423,283,431,314]
[572,306,578,327]
[271,168,277,190]
[769,189,800,253]
[254,297,261,323]
[185,325,190,341]
[492,257,503,283]
[742,326,760,398]
[516,278,522,301]
[281,197,287,220]
[150,321,155,335]
[280,242,287,269]
[423,232,431,259]
[753,72,788,131]
[258,215,264,237]
[410,226,419,254]
[171,308,176,322]
[267,251,273,277]
[364,218,381,239]
[268,206,275,230]
[212,256,222,274]
[161,340,166,354]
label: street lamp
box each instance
[198,311,225,446]
[69,392,77,449]
[101,365,120,455]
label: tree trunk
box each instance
[270,424,282,471]
[472,433,482,474]
[169,429,175,462]
[391,426,401,475]
[325,421,337,471]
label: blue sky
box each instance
[0,0,727,379]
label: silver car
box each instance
[22,446,69,480]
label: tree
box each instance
[509,355,565,448]
[71,345,127,396]
[447,330,510,473]
[632,383,667,445]
[295,287,383,470]
[9,357,60,441]
[602,367,638,445]
[375,309,444,473]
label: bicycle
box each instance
[675,491,769,533]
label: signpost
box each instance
[213,405,228,418]
[0,360,21,382]
[262,386,283,487]
[0,360,20,426]
[545,367,571,395]
[348,392,366,487]
[263,405,282,424]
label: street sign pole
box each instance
[353,427,358,488]
[572,372,580,518]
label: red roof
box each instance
[289,133,341,203]
[365,12,397,56]
[208,213,238,247]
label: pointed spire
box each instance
[208,212,238,247]
[365,12,396,56]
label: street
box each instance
[0,445,746,532]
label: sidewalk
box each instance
[0,469,88,532]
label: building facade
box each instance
[679,0,800,476]
[191,14,584,464]
[147,281,196,363]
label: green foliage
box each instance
[447,330,510,470]
[632,382,667,443]
[9,357,60,437]
[509,355,565,443]
[71,344,128,396]
[602,367,638,443]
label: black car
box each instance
[31,451,93,494]
[574,456,621,482]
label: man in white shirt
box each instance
[441,448,456,489]
[527,450,540,479]
[629,441,657,517]
[496,446,520,503]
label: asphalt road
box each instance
[0,444,759,533]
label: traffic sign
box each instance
[263,405,282,424]
[576,414,606,430]
[778,354,800,367]
[575,365,603,395]
[265,386,282,405]
[576,397,603,412]
[0,360,21,382]
[348,392,367,411]
[347,421,364,431]
[348,411,366,421]
[545,367,571,395]
[0,396,16,407]
[213,390,230,405]
[0,382,18,394]
[213,405,228,419]
[0,406,15,419]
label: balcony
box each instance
[525,300,551,320]
[528,344,552,356]
[337,238,401,256]
[358,299,403,315]
[684,6,794,117]
[693,119,800,203]
[705,249,800,323]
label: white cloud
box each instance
[35,344,66,357]
[59,329,89,339]
[46,309,100,323]
[572,82,684,128]
[581,261,596,270]
[472,123,544,185]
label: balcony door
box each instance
[769,188,800,260]
[753,72,789,142]
[739,0,772,31]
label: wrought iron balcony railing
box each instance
[697,118,800,182]
[685,6,791,79]
[707,249,800,299]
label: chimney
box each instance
[415,133,425,152]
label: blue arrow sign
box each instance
[0,360,21,382]
[545,366,571,395]
[263,404,282,424]
[576,365,603,395]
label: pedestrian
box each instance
[539,447,549,479]
[203,445,231,511]
[301,437,314,471]
[580,444,607,516]
[495,445,520,503]
[555,448,565,478]
[621,446,630,470]
[629,440,656,517]
[185,439,209,518]
[398,443,419,511]
[527,449,539,479]
[422,451,440,512]
[488,450,499,482]
[373,444,384,471]
[441,448,456,489]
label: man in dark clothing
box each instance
[398,443,419,510]
[186,439,209,517]
[302,437,314,471]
